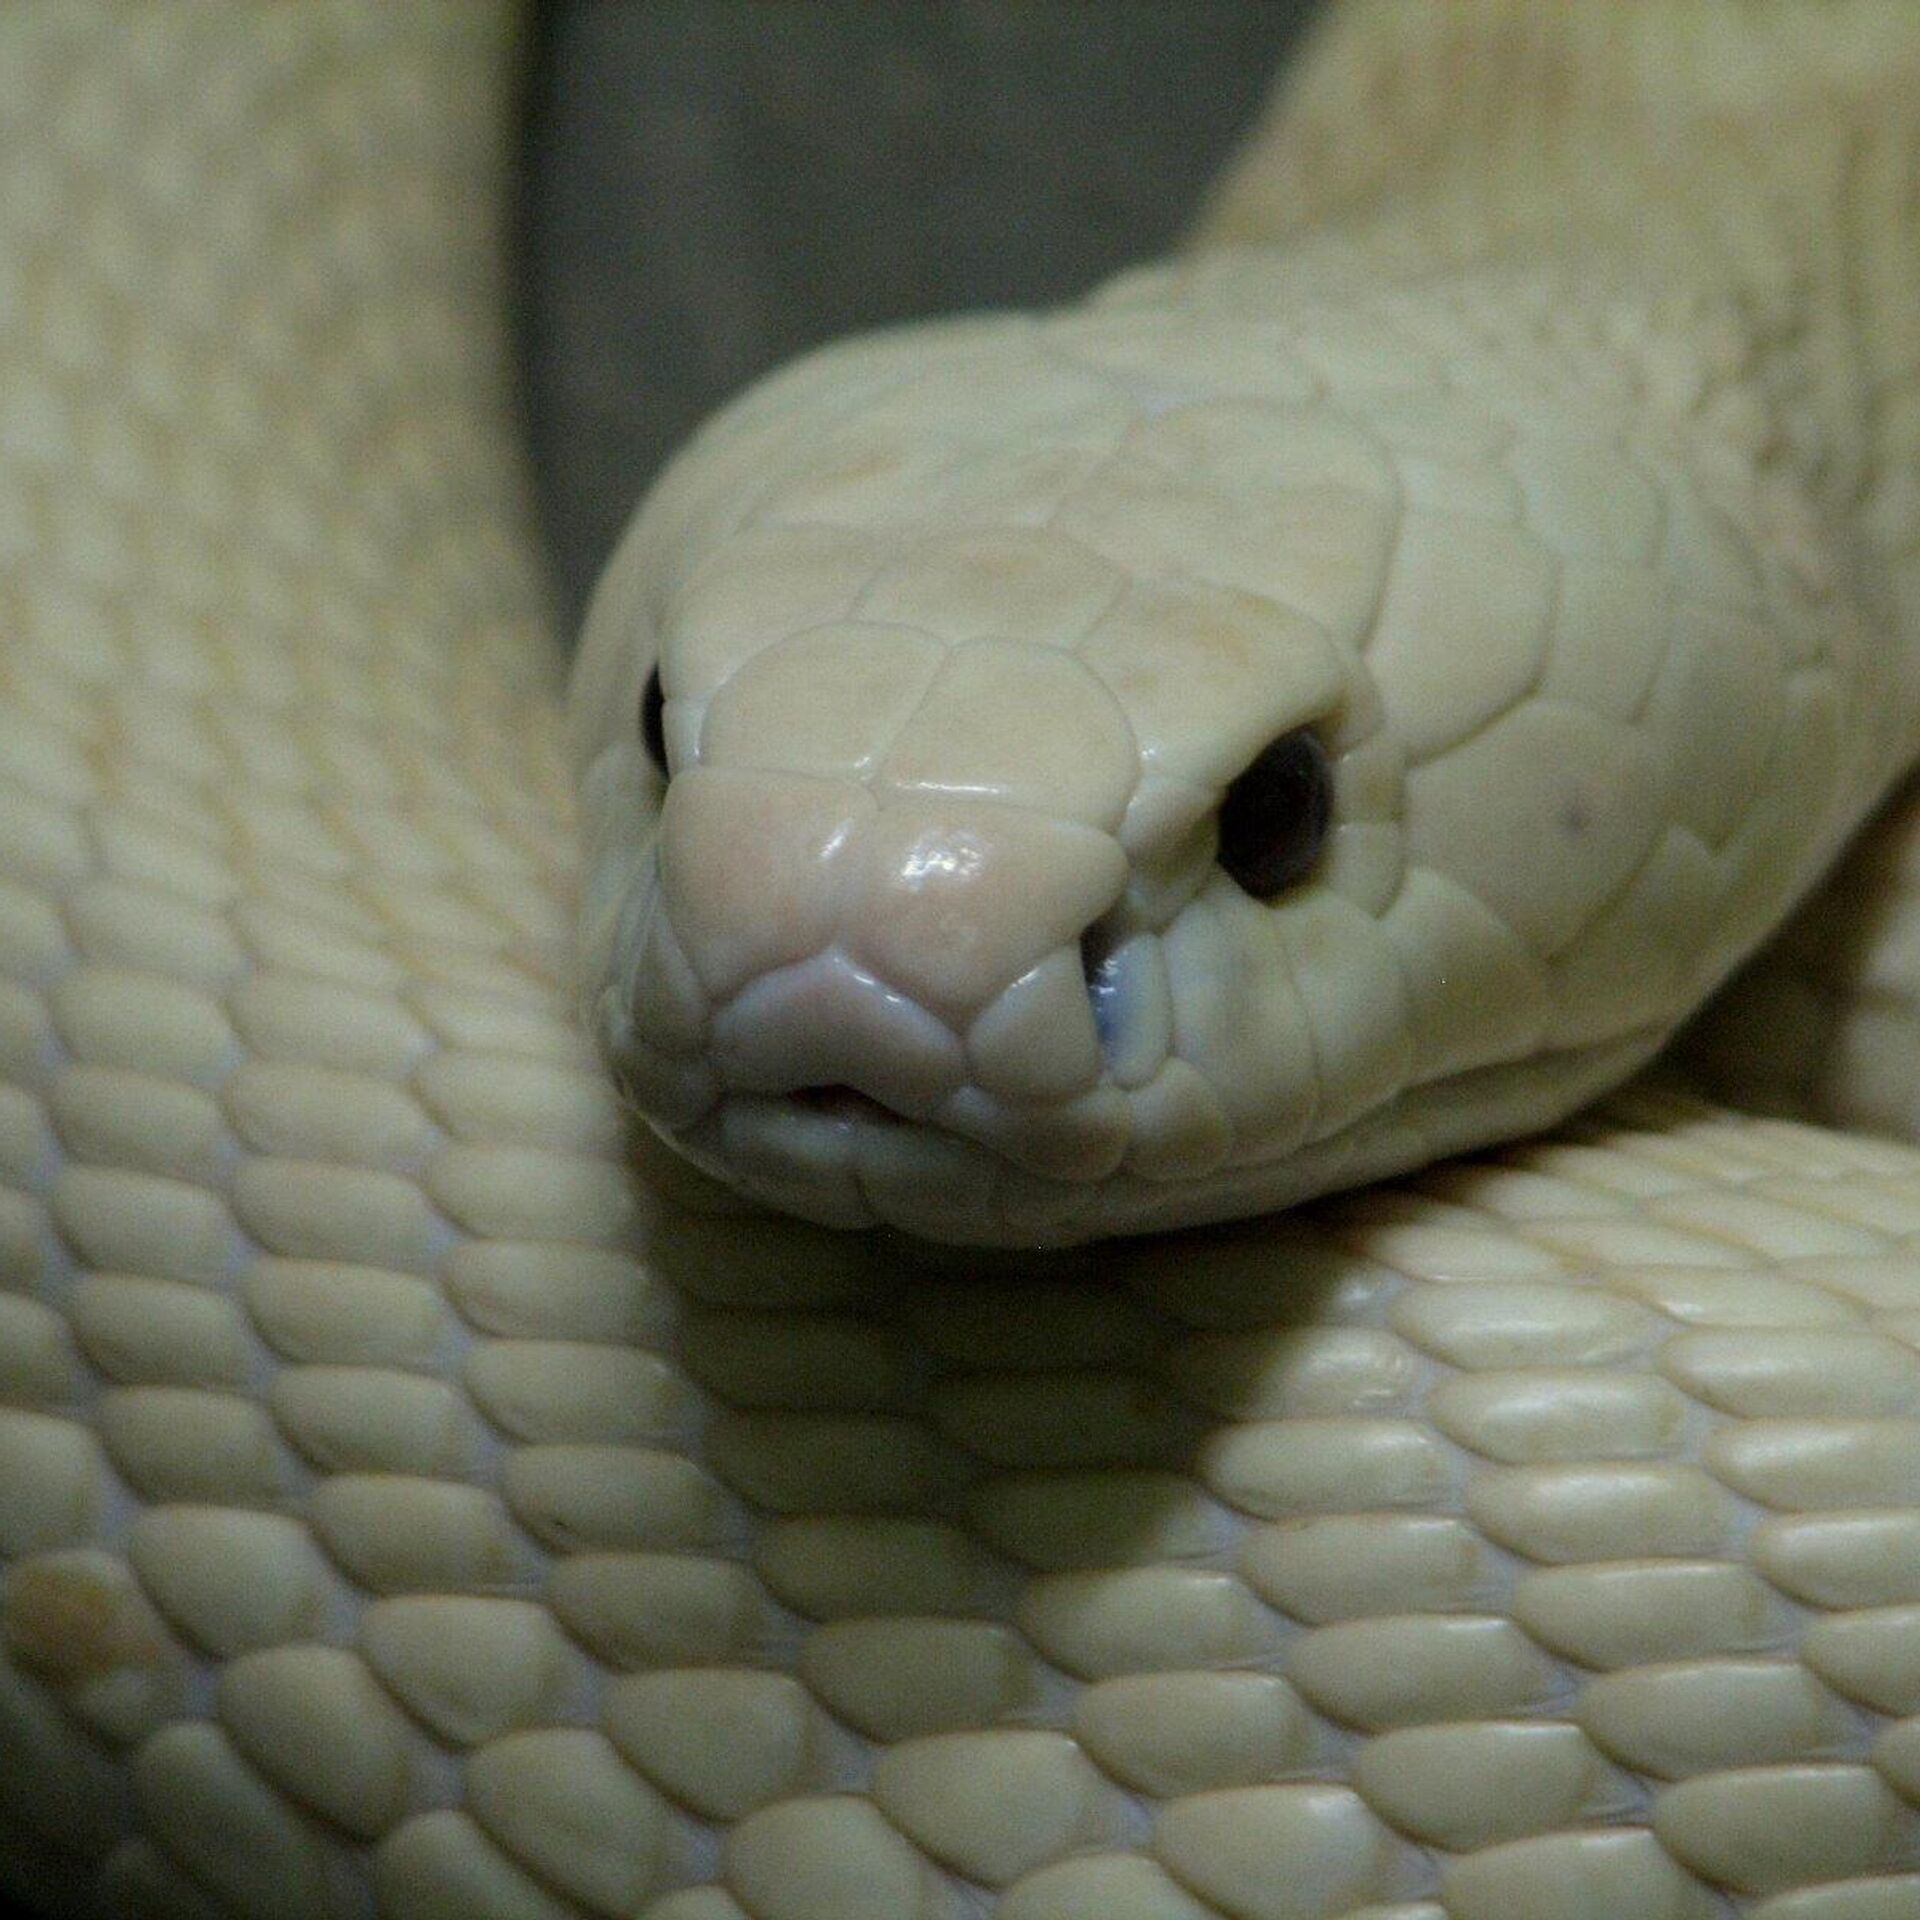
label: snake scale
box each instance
[4,2,1920,1916]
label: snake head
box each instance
[572,266,1868,1245]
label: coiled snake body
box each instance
[4,4,1920,1917]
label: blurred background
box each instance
[518,0,1322,629]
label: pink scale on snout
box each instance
[657,767,872,1003]
[843,798,1129,1024]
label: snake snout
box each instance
[633,767,1135,1191]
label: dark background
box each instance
[519,0,1319,628]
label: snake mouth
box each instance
[788,1084,896,1124]
[667,1088,1079,1239]
[721,1064,1128,1173]
[650,1059,1141,1241]
[654,1019,1679,1246]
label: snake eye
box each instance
[1217,727,1332,899]
[640,665,668,776]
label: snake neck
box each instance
[1203,0,1920,592]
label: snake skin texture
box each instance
[572,0,1920,1246]
[3,5,1920,1919]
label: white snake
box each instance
[4,4,1920,1917]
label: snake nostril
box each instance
[1217,726,1333,899]
[640,665,668,776]
[791,1084,895,1124]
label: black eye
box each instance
[640,665,668,776]
[1217,728,1332,898]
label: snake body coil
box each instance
[3,5,1920,1918]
